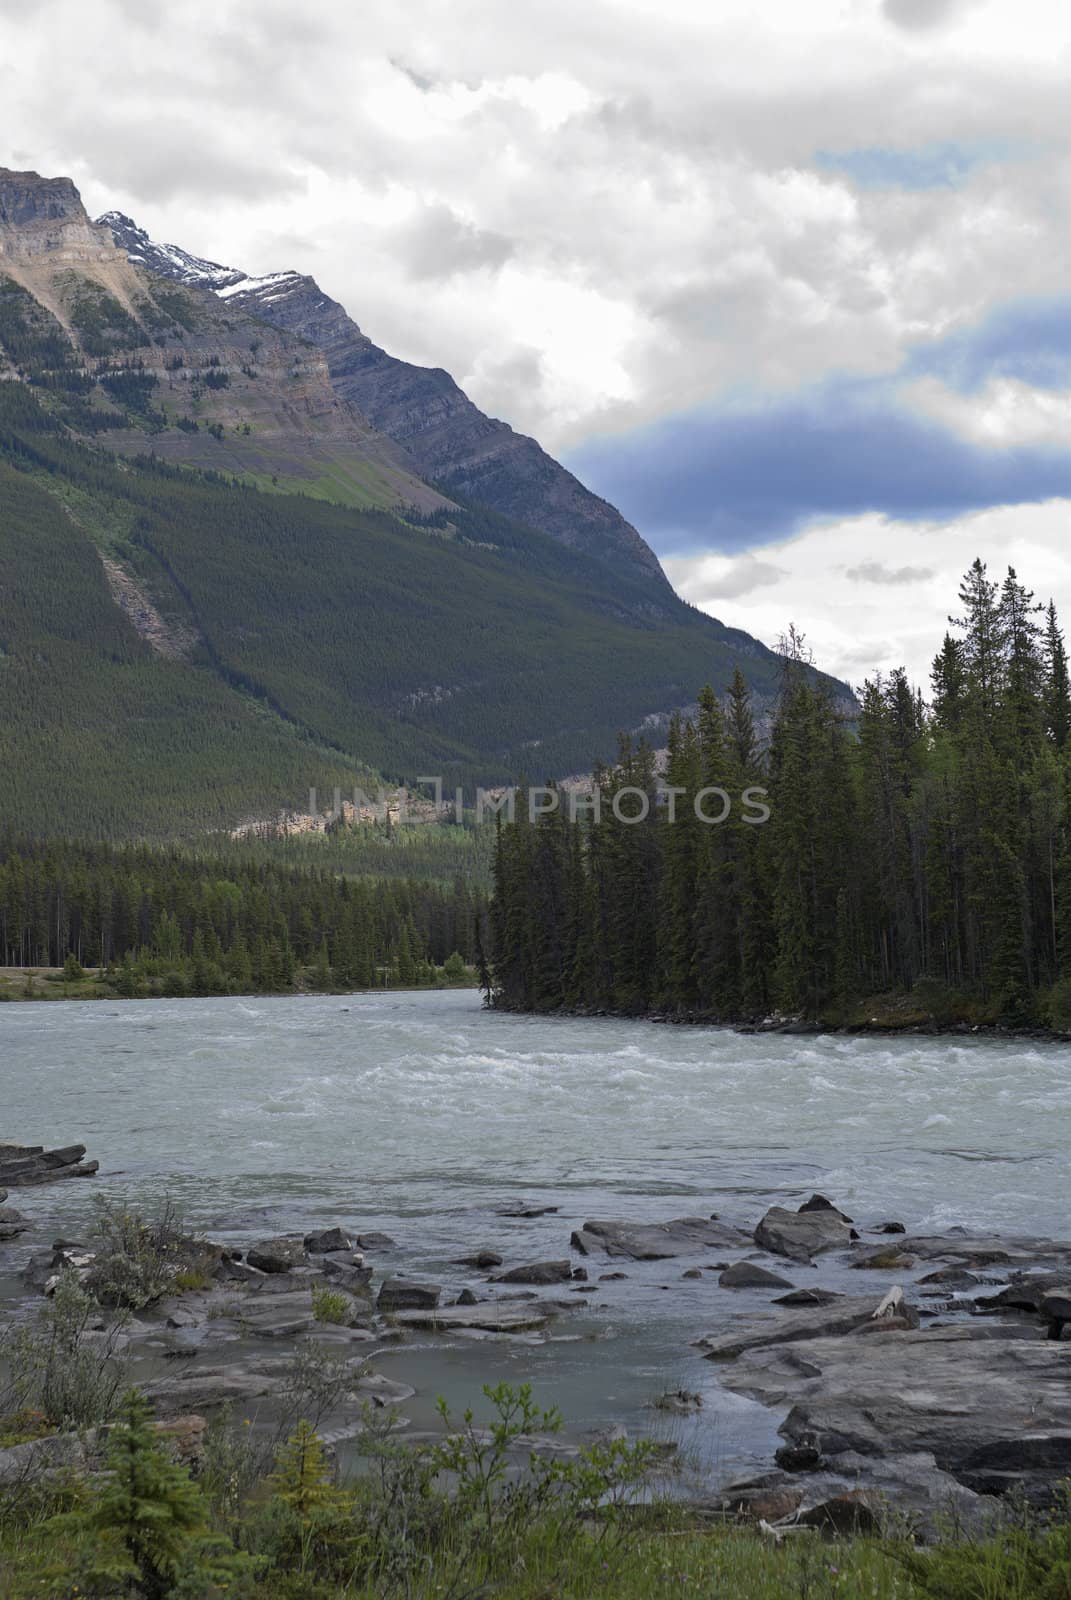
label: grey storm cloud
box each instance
[392,203,514,282]
[845,561,936,585]
[882,0,981,30]
[703,556,787,599]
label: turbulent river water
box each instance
[3,989,1070,1481]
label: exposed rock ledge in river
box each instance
[10,1165,1071,1529]
[0,1141,99,1187]
[570,1217,747,1259]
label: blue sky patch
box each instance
[815,139,1014,191]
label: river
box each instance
[3,989,1069,1482]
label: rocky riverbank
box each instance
[3,1152,1071,1537]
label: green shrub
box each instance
[5,1271,127,1430]
[310,1285,352,1326]
[86,1196,191,1309]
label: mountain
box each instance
[102,211,673,602]
[0,171,447,514]
[0,168,849,841]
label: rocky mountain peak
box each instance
[0,168,123,266]
[102,209,673,597]
[99,210,248,291]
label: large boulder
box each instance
[492,1260,572,1285]
[304,1227,353,1254]
[754,1205,853,1262]
[246,1238,307,1274]
[377,1278,441,1312]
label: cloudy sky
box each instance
[5,0,1071,688]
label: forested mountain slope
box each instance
[103,211,674,604]
[0,167,848,841]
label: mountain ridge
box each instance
[0,166,852,843]
[101,210,675,603]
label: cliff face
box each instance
[102,213,674,604]
[0,171,447,513]
[0,170,124,265]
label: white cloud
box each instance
[664,502,1071,689]
[2,0,1070,452]
[903,375,1071,448]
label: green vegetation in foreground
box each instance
[492,560,1071,1031]
[3,1201,1067,1598]
[0,835,486,1000]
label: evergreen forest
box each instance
[490,561,1071,1031]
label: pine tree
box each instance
[42,1389,245,1599]
[1044,600,1071,749]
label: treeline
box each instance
[491,561,1071,1029]
[0,836,486,997]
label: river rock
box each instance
[0,1205,30,1239]
[652,1389,703,1414]
[237,1292,317,1340]
[354,1372,416,1405]
[143,1367,279,1414]
[0,1431,95,1484]
[496,1201,559,1218]
[377,1278,441,1311]
[696,1290,917,1360]
[246,1238,307,1274]
[0,1142,99,1187]
[719,1452,985,1539]
[718,1323,1071,1507]
[213,1256,267,1284]
[456,1249,502,1270]
[304,1227,353,1254]
[719,1262,794,1290]
[799,1194,854,1224]
[773,1287,843,1307]
[570,1216,746,1260]
[753,1205,853,1262]
[492,1260,572,1285]
[387,1301,558,1332]
[356,1232,396,1250]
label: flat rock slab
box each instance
[883,1235,1071,1269]
[717,1324,1071,1496]
[718,1450,986,1540]
[388,1301,561,1333]
[0,1143,99,1187]
[696,1292,915,1360]
[496,1202,559,1218]
[571,1217,746,1260]
[143,1368,279,1414]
